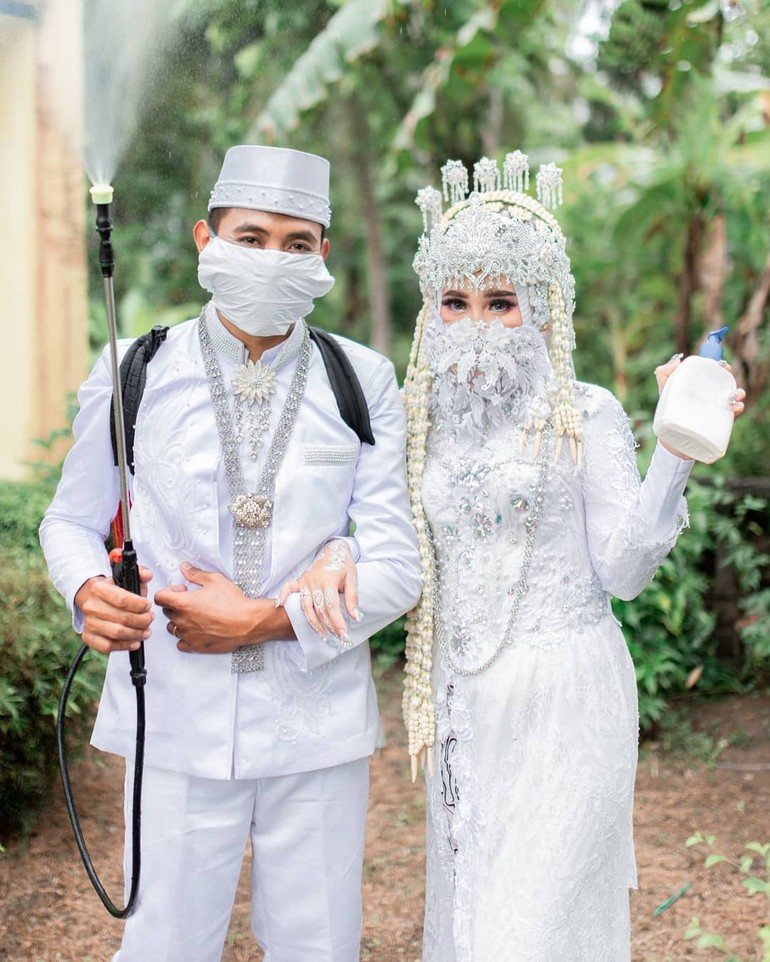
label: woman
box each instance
[399,153,745,961]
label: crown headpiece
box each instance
[416,153,563,235]
[412,153,572,334]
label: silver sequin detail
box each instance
[199,314,311,673]
[434,425,550,677]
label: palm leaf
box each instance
[250,0,405,141]
[392,0,546,152]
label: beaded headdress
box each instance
[402,152,581,777]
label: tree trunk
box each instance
[480,85,503,159]
[349,97,392,357]
[674,211,704,357]
[732,251,770,405]
[699,213,727,333]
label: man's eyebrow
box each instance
[232,223,269,235]
[283,230,321,244]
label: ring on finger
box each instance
[170,623,179,638]
[312,589,325,608]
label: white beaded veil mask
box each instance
[425,310,555,441]
[402,152,582,776]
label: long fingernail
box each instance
[669,353,684,362]
[340,633,352,645]
[354,609,364,622]
[274,596,282,608]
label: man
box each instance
[40,145,422,962]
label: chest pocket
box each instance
[303,445,359,466]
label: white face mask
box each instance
[197,237,335,336]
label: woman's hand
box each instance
[654,354,746,414]
[654,354,747,460]
[276,539,362,645]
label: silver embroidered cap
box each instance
[208,145,332,228]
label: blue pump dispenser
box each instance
[699,326,729,361]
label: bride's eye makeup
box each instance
[441,296,469,312]
[488,298,518,312]
[484,289,518,314]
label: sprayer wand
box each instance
[56,185,146,918]
[91,185,145,667]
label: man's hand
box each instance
[155,562,295,655]
[75,567,154,654]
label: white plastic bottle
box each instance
[653,326,737,463]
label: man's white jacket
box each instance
[40,312,422,780]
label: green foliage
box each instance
[369,615,406,673]
[598,0,669,92]
[613,479,770,730]
[684,833,770,960]
[0,480,105,843]
[252,0,403,141]
[98,0,769,401]
[701,480,770,673]
[657,710,732,766]
[614,482,716,729]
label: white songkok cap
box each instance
[208,145,332,228]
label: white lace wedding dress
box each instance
[421,373,692,961]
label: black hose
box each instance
[56,542,147,918]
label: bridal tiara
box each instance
[416,151,564,234]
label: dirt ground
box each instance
[1,671,769,962]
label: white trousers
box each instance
[113,757,369,962]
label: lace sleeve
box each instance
[580,390,693,601]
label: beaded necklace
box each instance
[198,312,311,673]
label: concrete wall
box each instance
[0,0,88,481]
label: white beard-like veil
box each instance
[425,312,555,439]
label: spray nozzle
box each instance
[699,326,729,361]
[91,184,116,279]
[89,184,114,205]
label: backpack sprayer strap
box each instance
[110,325,170,476]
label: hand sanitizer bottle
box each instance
[653,326,737,463]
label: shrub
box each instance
[614,479,770,730]
[0,480,104,844]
